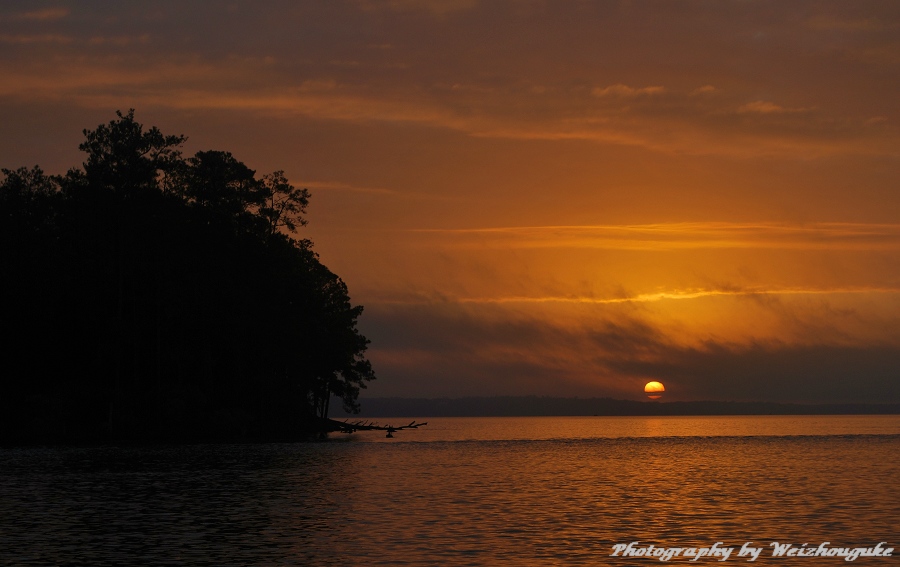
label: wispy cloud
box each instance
[0,45,894,158]
[738,100,810,114]
[375,286,900,306]
[358,0,478,16]
[87,34,150,47]
[806,15,884,32]
[362,299,900,401]
[16,7,69,21]
[592,84,666,97]
[0,33,72,44]
[0,2,897,162]
[692,85,717,95]
[408,222,900,251]
[451,286,900,305]
[301,180,397,195]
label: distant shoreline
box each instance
[336,396,900,418]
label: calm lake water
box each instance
[1,416,898,566]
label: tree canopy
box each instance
[0,110,374,443]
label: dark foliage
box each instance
[0,110,374,444]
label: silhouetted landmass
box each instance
[1,110,374,444]
[333,396,900,417]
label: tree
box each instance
[305,267,376,419]
[0,110,375,443]
[183,150,260,216]
[0,167,65,442]
[0,165,60,247]
[79,109,186,197]
[256,170,310,239]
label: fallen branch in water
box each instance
[324,418,428,437]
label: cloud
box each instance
[738,100,810,114]
[592,84,666,98]
[358,0,478,16]
[394,0,477,15]
[443,287,900,307]
[1,1,898,161]
[362,302,660,397]
[301,180,397,195]
[316,219,900,340]
[806,15,884,32]
[87,34,151,47]
[692,85,717,95]
[843,44,900,67]
[16,7,70,21]
[408,222,900,252]
[360,300,900,402]
[0,45,894,159]
[0,33,72,44]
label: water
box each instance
[1,416,898,565]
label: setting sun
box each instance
[644,381,666,400]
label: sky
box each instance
[2,0,899,403]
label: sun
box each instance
[644,381,665,400]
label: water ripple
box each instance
[0,424,897,565]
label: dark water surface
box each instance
[1,416,898,565]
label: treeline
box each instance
[0,110,374,444]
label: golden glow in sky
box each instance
[1,1,899,403]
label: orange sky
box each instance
[2,1,899,402]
